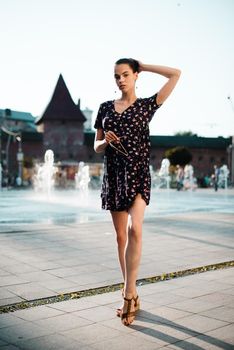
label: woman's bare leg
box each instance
[125,194,146,295]
[110,210,129,281]
[122,194,146,325]
[111,196,146,325]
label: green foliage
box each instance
[165,146,192,166]
[174,131,197,137]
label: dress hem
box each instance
[101,192,149,212]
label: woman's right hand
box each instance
[105,131,120,144]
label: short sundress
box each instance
[94,93,162,211]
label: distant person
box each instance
[94,58,181,326]
[175,165,184,191]
[183,164,196,190]
[213,165,220,191]
[203,175,211,188]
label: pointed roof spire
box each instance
[36,74,86,125]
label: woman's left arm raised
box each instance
[138,63,181,105]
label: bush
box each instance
[165,147,192,166]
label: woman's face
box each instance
[114,63,138,93]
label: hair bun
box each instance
[115,58,139,73]
[129,58,139,73]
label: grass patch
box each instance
[1,260,233,314]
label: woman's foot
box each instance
[120,295,138,326]
[116,292,140,317]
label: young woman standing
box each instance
[94,58,181,326]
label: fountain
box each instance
[183,164,197,190]
[75,161,90,193]
[219,164,230,189]
[33,149,57,197]
[158,158,171,189]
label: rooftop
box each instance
[0,108,36,123]
[35,74,86,125]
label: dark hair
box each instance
[115,58,139,73]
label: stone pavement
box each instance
[0,189,234,348]
[0,211,233,306]
[0,267,234,349]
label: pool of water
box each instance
[0,188,233,225]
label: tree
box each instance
[165,146,192,166]
[174,131,197,137]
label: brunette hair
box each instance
[115,58,139,73]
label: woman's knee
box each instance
[116,231,127,246]
[128,224,142,242]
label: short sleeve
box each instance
[142,93,162,122]
[94,103,104,129]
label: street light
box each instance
[0,129,2,191]
[1,126,24,187]
[0,114,3,190]
[16,133,23,186]
[227,96,234,185]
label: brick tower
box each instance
[35,74,86,162]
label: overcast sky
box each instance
[0,0,234,137]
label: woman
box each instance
[94,58,181,326]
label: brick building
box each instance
[84,132,232,179]
[0,74,232,186]
[0,109,43,185]
[35,74,87,161]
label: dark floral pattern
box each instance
[94,93,162,211]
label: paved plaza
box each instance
[0,188,234,349]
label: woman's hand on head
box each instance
[105,131,120,144]
[136,60,144,73]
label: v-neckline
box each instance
[113,98,138,115]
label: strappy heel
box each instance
[133,294,140,311]
[116,291,140,317]
[121,297,137,326]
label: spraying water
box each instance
[75,161,90,193]
[33,150,56,198]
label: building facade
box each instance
[35,74,87,162]
[0,74,232,186]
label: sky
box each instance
[0,0,234,138]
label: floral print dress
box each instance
[94,93,162,211]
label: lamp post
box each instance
[1,126,24,187]
[230,138,234,186]
[16,133,23,186]
[227,96,234,185]
[0,128,2,191]
[0,111,3,190]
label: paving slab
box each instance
[0,268,232,349]
[0,188,234,348]
[0,193,233,305]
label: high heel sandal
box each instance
[120,297,137,326]
[116,291,140,317]
[133,294,140,311]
